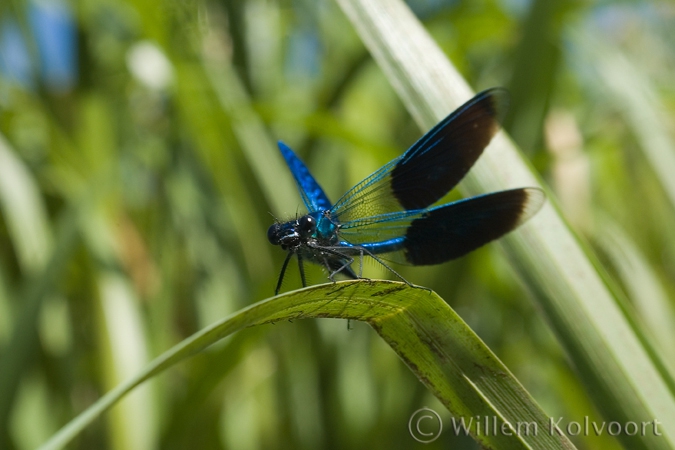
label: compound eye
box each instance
[267,223,282,245]
[297,215,316,237]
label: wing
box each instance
[338,188,544,265]
[277,141,332,212]
[330,88,508,223]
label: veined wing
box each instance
[277,141,332,212]
[338,188,544,264]
[330,88,508,223]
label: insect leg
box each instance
[323,245,413,287]
[367,252,412,286]
[310,245,356,281]
[297,254,307,287]
[329,256,356,281]
[275,252,294,295]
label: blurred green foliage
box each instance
[0,0,674,449]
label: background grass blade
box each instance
[334,0,675,448]
[594,215,675,365]
[0,134,69,441]
[0,133,51,271]
[570,27,675,212]
[39,281,575,450]
[202,58,298,216]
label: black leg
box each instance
[312,246,355,281]
[361,249,412,287]
[329,256,356,281]
[322,245,413,287]
[275,252,294,295]
[297,254,307,288]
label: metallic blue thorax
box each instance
[312,211,338,243]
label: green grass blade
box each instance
[39,281,576,450]
[0,134,71,435]
[0,133,51,272]
[0,208,79,436]
[503,0,567,154]
[202,58,299,216]
[571,28,675,212]
[333,0,675,449]
[595,216,675,364]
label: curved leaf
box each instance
[39,281,574,450]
